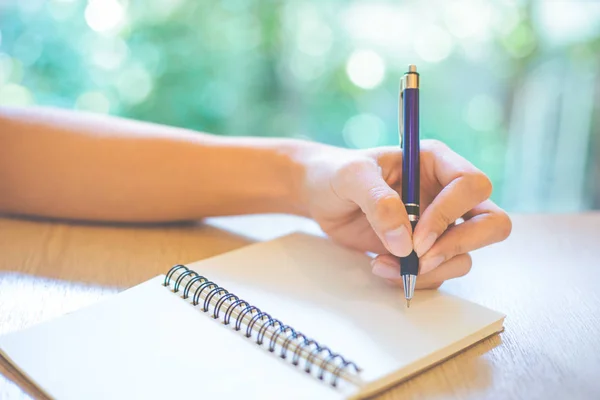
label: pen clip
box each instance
[399,75,405,147]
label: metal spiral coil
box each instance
[163,264,361,387]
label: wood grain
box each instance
[1,212,599,400]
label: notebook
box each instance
[0,232,505,400]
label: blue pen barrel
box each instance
[402,88,420,214]
[400,86,420,278]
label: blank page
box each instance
[186,232,505,398]
[0,276,352,400]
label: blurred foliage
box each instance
[1,0,599,210]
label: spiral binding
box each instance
[163,264,362,387]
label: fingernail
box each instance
[419,255,445,274]
[415,232,437,257]
[384,225,412,257]
[372,261,400,280]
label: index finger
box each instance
[413,140,493,257]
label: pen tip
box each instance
[408,64,417,73]
[406,299,411,308]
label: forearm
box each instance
[0,106,312,222]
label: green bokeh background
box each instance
[1,0,599,211]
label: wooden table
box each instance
[1,212,599,399]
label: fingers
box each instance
[419,200,512,274]
[333,159,412,257]
[326,216,391,255]
[413,140,493,257]
[370,253,472,289]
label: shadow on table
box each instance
[0,214,255,288]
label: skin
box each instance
[0,106,512,289]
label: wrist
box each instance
[198,134,321,218]
[275,138,323,218]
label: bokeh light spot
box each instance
[135,43,162,75]
[0,54,14,85]
[289,52,325,82]
[465,94,503,132]
[537,1,600,46]
[12,33,43,67]
[75,91,111,113]
[443,0,492,39]
[296,18,333,57]
[223,16,262,51]
[493,3,521,36]
[502,24,536,59]
[115,65,153,105]
[414,25,453,63]
[85,0,126,34]
[18,0,45,13]
[143,0,185,22]
[342,3,413,53]
[0,84,34,106]
[91,38,129,70]
[342,113,386,148]
[49,0,79,21]
[346,49,386,89]
[8,58,24,84]
[220,0,250,13]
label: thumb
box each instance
[334,160,413,257]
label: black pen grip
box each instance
[400,220,419,276]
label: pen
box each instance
[399,64,420,308]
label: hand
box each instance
[302,139,512,289]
